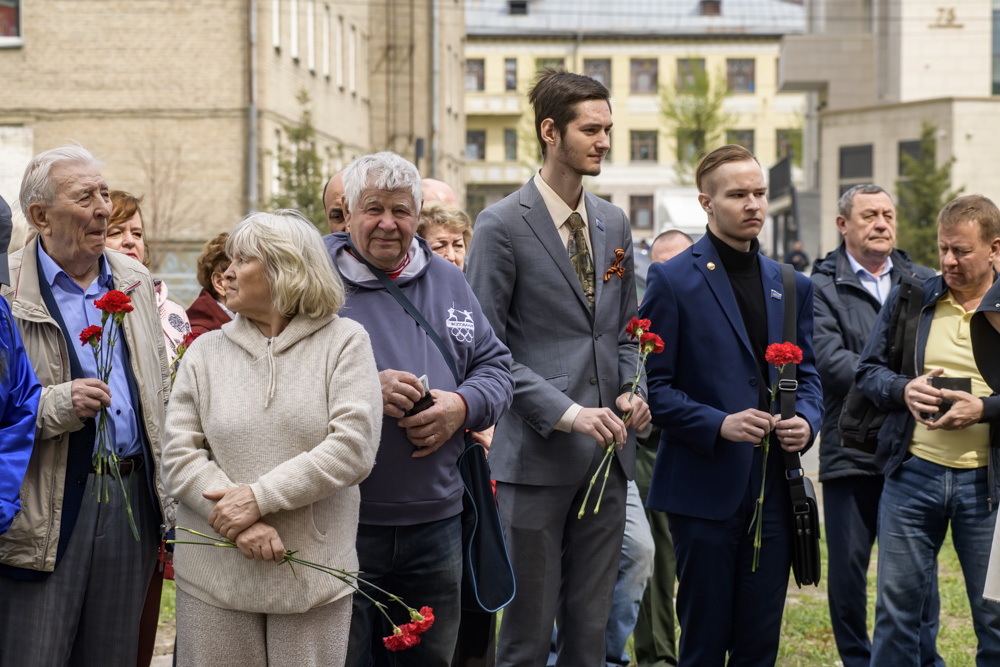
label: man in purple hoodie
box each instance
[325,152,514,667]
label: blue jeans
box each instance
[345,515,463,667]
[872,455,1000,666]
[823,476,942,667]
[547,480,655,667]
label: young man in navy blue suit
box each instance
[638,145,823,665]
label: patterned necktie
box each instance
[566,212,595,311]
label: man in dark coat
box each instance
[810,183,940,667]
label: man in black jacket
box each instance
[810,184,941,667]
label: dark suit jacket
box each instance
[639,235,823,520]
[467,179,643,484]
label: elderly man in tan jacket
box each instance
[0,145,171,667]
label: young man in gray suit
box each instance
[467,69,650,666]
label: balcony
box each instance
[465,92,523,116]
[466,161,530,185]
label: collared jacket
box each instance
[856,274,1000,507]
[810,244,935,481]
[0,239,171,572]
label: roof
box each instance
[466,0,807,38]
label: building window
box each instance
[466,131,486,161]
[630,131,658,162]
[348,25,357,93]
[504,128,517,162]
[630,196,654,230]
[536,57,564,72]
[322,6,330,78]
[585,59,612,89]
[505,58,517,91]
[630,59,658,94]
[726,130,755,154]
[676,58,705,91]
[335,16,344,87]
[898,139,922,176]
[839,144,873,180]
[271,0,280,49]
[290,0,299,61]
[726,58,755,93]
[306,0,316,72]
[776,129,802,166]
[509,0,528,15]
[466,59,485,92]
[676,130,704,162]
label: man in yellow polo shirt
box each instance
[856,195,1000,664]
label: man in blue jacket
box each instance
[810,184,941,667]
[857,194,1000,664]
[639,145,823,665]
[0,194,41,536]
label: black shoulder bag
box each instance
[345,240,517,613]
[837,274,923,454]
[780,264,821,587]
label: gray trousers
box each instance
[176,587,352,667]
[495,446,627,667]
[0,470,159,667]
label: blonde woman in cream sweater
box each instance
[162,211,382,667]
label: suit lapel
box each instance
[692,237,753,357]
[520,181,593,315]
[762,258,787,386]
[585,193,608,312]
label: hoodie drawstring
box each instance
[265,338,276,408]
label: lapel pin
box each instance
[707,262,716,270]
[771,289,783,300]
[596,219,605,232]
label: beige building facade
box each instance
[780,0,1000,253]
[0,0,463,303]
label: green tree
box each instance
[895,122,964,266]
[660,63,734,184]
[269,90,330,231]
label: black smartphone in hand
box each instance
[922,376,972,421]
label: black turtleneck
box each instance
[707,228,770,411]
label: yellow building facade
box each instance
[465,0,808,238]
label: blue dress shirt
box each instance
[37,244,141,457]
[846,252,894,305]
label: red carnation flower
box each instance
[405,606,435,635]
[764,342,802,367]
[79,325,102,347]
[626,317,651,340]
[383,626,421,651]
[94,290,133,314]
[181,331,201,348]
[640,331,664,355]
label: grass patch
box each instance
[159,579,176,626]
[775,527,978,665]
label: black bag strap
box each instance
[344,236,461,386]
[778,265,808,492]
[892,274,923,377]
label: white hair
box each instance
[341,152,422,215]
[19,144,104,220]
[226,209,345,318]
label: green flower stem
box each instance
[170,527,419,631]
[749,366,784,572]
[578,349,650,518]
